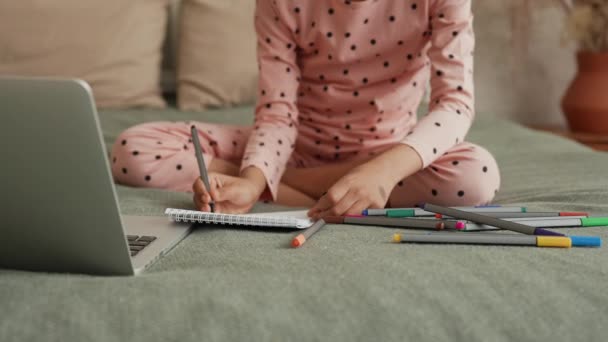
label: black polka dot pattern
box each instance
[247,0,475,199]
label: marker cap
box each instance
[581,217,608,227]
[534,228,565,236]
[560,212,588,217]
[537,236,572,248]
[291,235,306,248]
[392,233,403,243]
[570,236,602,247]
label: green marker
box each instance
[463,217,608,231]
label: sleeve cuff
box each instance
[398,137,435,169]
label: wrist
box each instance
[358,159,402,186]
[362,145,423,185]
[241,166,268,195]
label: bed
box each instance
[1,105,607,342]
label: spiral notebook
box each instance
[164,208,314,229]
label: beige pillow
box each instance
[0,0,169,109]
[177,0,257,110]
[161,0,182,93]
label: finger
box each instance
[193,194,202,210]
[307,192,326,217]
[307,208,320,218]
[308,200,328,218]
[193,178,205,194]
[316,189,359,218]
[208,175,221,201]
[215,174,224,188]
[212,201,224,213]
[211,175,228,204]
[308,185,348,216]
[193,178,213,202]
[193,194,210,212]
[343,199,368,217]
[195,176,213,206]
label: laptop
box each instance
[0,76,192,276]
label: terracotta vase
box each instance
[562,52,608,134]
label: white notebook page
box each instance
[164,208,314,229]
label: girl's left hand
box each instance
[307,164,396,219]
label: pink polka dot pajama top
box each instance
[112,0,500,207]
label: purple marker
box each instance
[422,203,564,236]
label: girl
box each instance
[111,0,500,219]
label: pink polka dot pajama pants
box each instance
[111,121,500,207]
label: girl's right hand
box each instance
[192,171,265,214]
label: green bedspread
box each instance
[1,106,607,342]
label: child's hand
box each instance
[192,172,264,214]
[307,145,422,219]
[307,165,394,219]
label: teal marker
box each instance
[363,206,527,217]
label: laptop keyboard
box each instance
[126,235,157,257]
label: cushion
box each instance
[161,0,181,93]
[0,0,169,109]
[177,0,257,110]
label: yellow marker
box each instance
[391,232,573,248]
[537,236,572,248]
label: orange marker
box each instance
[291,219,326,248]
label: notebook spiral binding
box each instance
[164,208,299,227]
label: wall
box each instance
[473,1,577,127]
